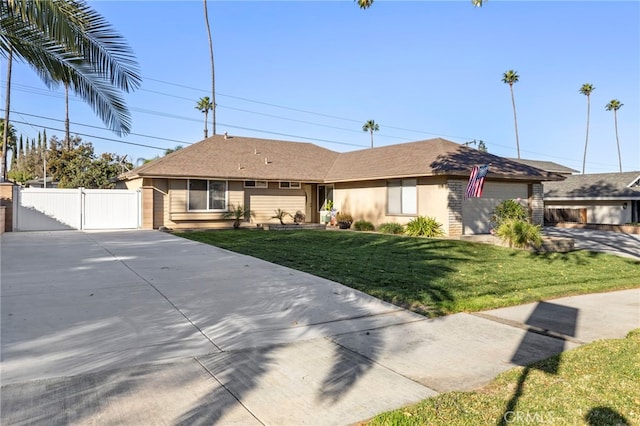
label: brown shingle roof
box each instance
[121,136,564,183]
[544,171,640,199]
[324,138,564,182]
[508,158,579,174]
[122,135,339,181]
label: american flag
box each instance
[465,164,490,199]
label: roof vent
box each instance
[224,131,228,140]
[265,157,270,165]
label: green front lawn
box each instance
[178,230,639,316]
[366,329,640,426]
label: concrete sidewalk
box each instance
[1,230,639,425]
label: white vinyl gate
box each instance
[13,187,141,231]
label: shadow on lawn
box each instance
[497,301,578,426]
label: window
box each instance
[188,179,227,211]
[244,180,268,188]
[279,181,301,189]
[387,179,417,215]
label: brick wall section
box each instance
[447,179,464,237]
[0,183,14,232]
[530,183,544,226]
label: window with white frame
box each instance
[244,180,268,188]
[279,181,301,189]
[387,179,417,215]
[188,179,227,211]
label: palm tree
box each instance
[195,97,213,139]
[362,120,380,148]
[1,47,13,181]
[502,70,521,159]
[0,0,141,178]
[203,0,216,135]
[605,99,624,173]
[579,83,595,174]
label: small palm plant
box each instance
[223,204,253,229]
[495,218,542,249]
[272,209,291,225]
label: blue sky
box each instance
[5,1,639,173]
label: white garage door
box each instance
[462,182,528,234]
[250,194,306,224]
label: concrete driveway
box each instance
[1,230,638,425]
[543,227,640,259]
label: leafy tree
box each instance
[605,99,623,173]
[164,145,184,156]
[477,140,488,152]
[0,0,141,178]
[502,70,521,158]
[46,136,132,188]
[362,119,380,148]
[579,83,595,174]
[195,96,213,139]
[0,119,16,168]
[203,0,216,135]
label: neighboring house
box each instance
[509,159,578,176]
[544,172,640,225]
[118,135,563,235]
[25,177,59,188]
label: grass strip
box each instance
[178,230,639,316]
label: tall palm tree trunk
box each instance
[582,96,590,174]
[614,110,622,172]
[64,83,70,150]
[204,0,216,135]
[509,84,520,159]
[1,48,12,182]
[369,130,374,148]
[203,110,209,139]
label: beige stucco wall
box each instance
[545,200,632,224]
[418,177,450,234]
[334,178,452,232]
[118,177,144,190]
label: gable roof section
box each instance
[324,138,563,182]
[122,135,339,182]
[508,158,579,174]
[544,171,640,199]
[121,136,564,183]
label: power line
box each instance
[11,111,195,145]
[8,120,170,151]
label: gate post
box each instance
[0,182,14,232]
[141,186,154,229]
[79,187,85,230]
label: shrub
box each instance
[491,199,528,227]
[378,222,405,235]
[495,218,542,248]
[405,216,444,237]
[336,213,353,224]
[293,210,305,224]
[354,220,374,231]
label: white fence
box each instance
[14,187,141,231]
